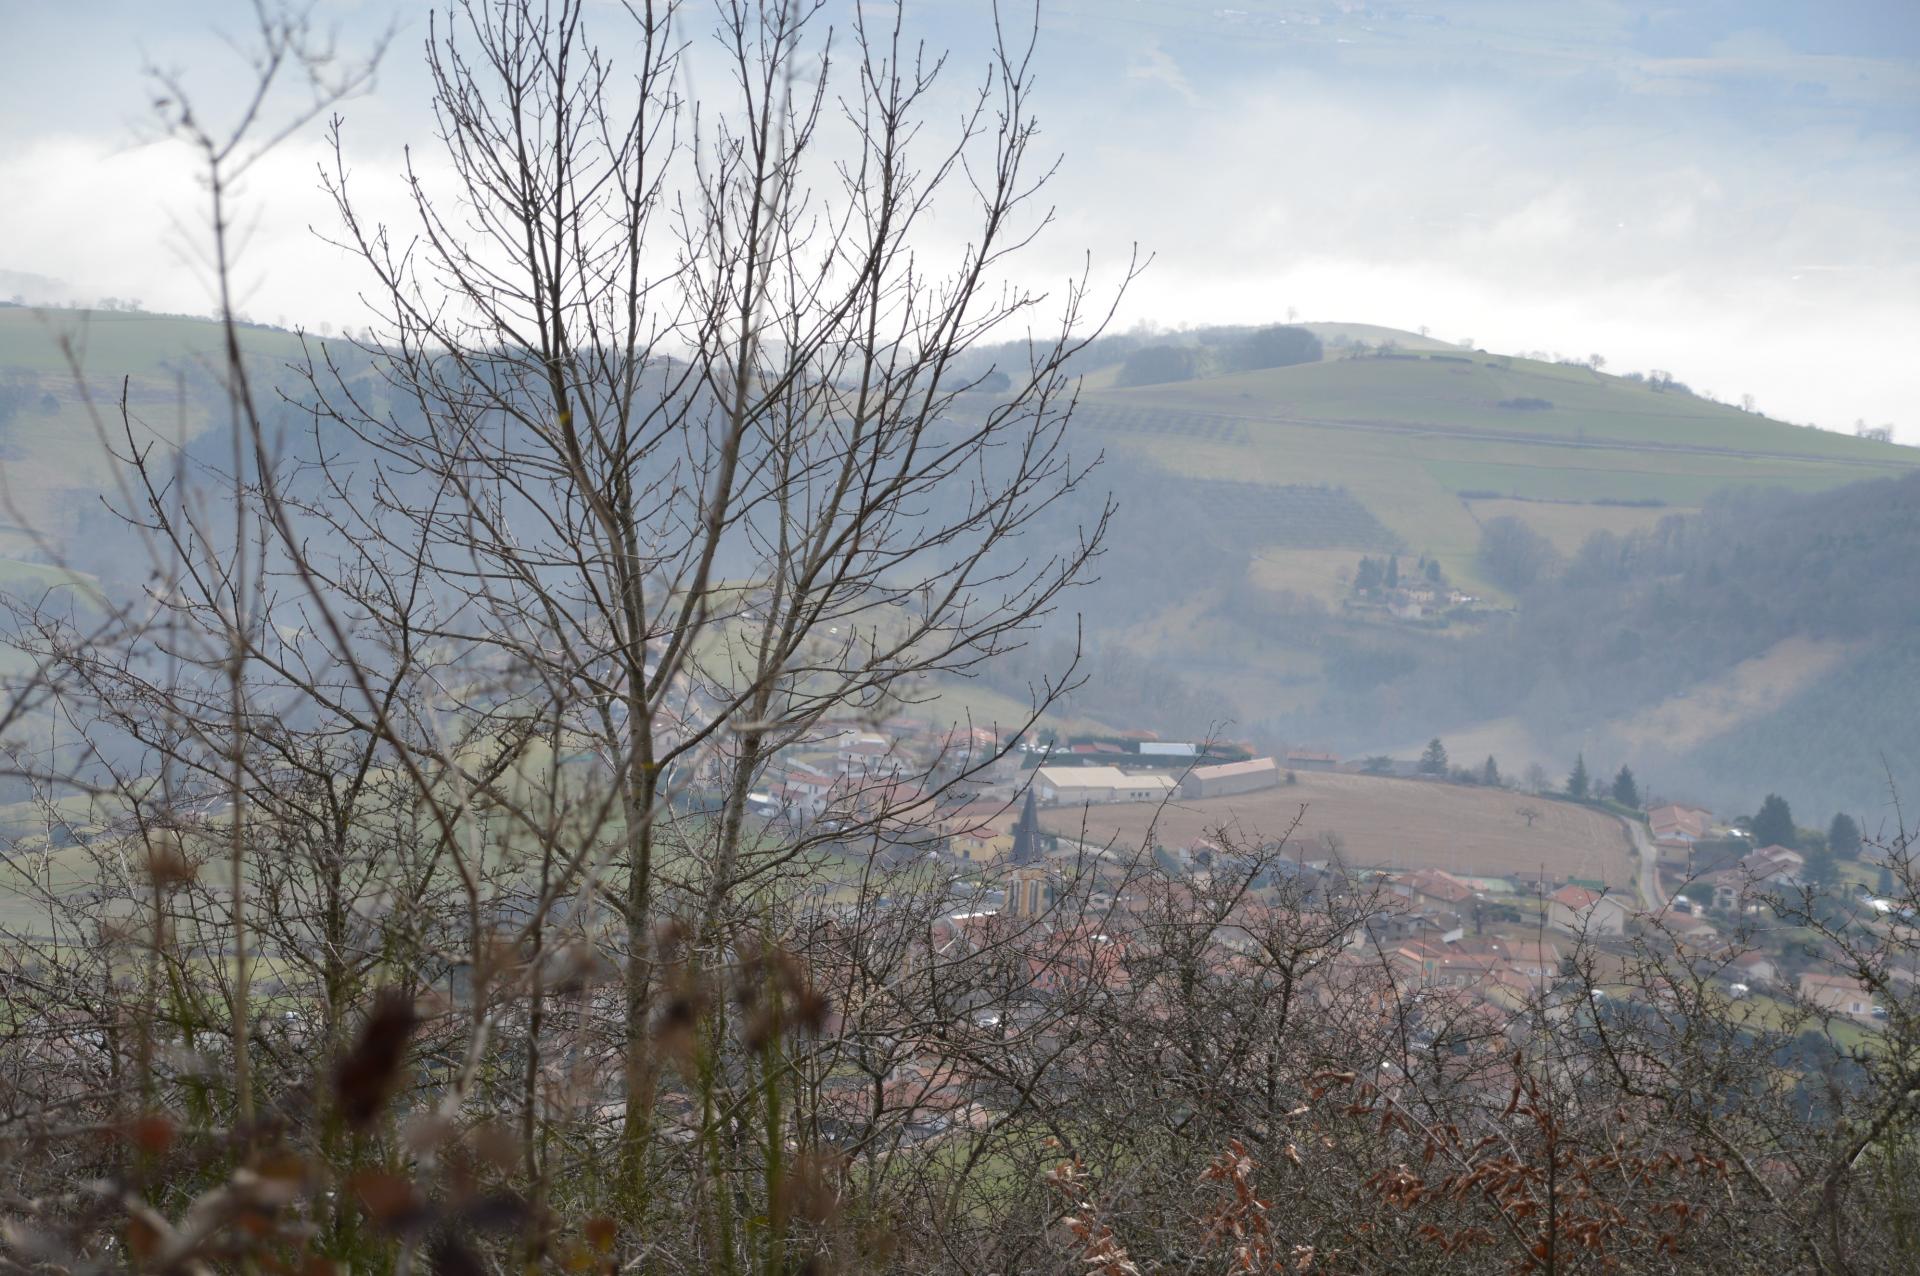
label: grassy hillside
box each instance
[1297,321,1462,353]
[1073,347,1916,603]
[0,305,306,376]
[1000,328,1920,823]
[0,306,311,561]
[7,306,1915,823]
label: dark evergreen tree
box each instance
[1829,812,1863,861]
[1419,738,1448,776]
[1353,557,1383,594]
[1751,793,1798,849]
[1878,865,1895,897]
[1803,834,1839,888]
[1482,755,1501,787]
[1567,753,1590,800]
[1386,556,1400,589]
[1611,765,1640,808]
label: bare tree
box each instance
[2,0,1135,1269]
[12,7,1920,1276]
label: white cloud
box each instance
[1125,44,1198,104]
[3,3,1915,440]
[1029,67,1920,438]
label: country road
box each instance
[1621,814,1659,910]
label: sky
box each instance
[2,0,1916,438]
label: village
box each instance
[739,712,1907,1090]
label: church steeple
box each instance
[1011,786,1040,865]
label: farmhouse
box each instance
[1743,845,1806,886]
[1546,886,1628,937]
[1284,749,1341,772]
[1648,803,1713,843]
[1396,868,1474,906]
[1178,757,1281,799]
[1728,950,1777,988]
[1799,972,1876,1020]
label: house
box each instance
[1504,939,1562,982]
[1647,906,1718,941]
[1742,845,1806,887]
[767,761,836,820]
[1705,869,1749,913]
[1799,972,1876,1020]
[1388,941,1448,988]
[1648,803,1713,843]
[1546,886,1629,937]
[1654,837,1697,871]
[1398,868,1475,907]
[1178,757,1282,800]
[1728,950,1777,988]
[1284,749,1341,772]
[939,726,1014,778]
[940,802,1016,862]
[835,731,897,778]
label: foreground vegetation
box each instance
[3,6,1920,1276]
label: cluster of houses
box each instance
[751,717,1021,828]
[1347,580,1483,624]
[1648,802,1819,914]
[740,715,1902,1039]
[744,713,1305,865]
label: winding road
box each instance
[1621,814,1659,911]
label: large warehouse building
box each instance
[1178,757,1281,799]
[1034,766,1177,807]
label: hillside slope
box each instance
[6,306,1916,824]
[1074,346,1915,603]
[954,325,1918,823]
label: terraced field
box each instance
[1074,344,1917,600]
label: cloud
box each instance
[1028,58,1920,438]
[0,134,340,324]
[1126,43,1198,104]
[3,1,1915,440]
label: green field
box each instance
[1073,344,1917,601]
[0,307,320,559]
[0,306,307,376]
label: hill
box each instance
[0,305,309,566]
[943,324,1920,824]
[6,306,1917,824]
[1072,345,1915,604]
[1327,471,1920,826]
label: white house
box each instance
[1546,886,1629,937]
